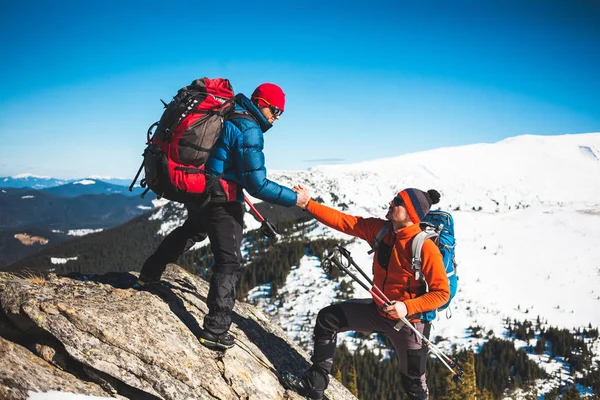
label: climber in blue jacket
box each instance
[138,83,308,351]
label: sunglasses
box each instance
[392,196,404,207]
[255,97,283,117]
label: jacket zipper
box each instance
[381,232,396,294]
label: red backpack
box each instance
[130,78,237,204]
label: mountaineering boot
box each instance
[132,277,161,289]
[280,370,327,400]
[132,271,164,289]
[198,330,235,351]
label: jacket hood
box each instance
[234,93,273,133]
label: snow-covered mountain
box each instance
[0,174,69,189]
[268,133,600,215]
[0,175,134,190]
[152,132,600,397]
[263,133,600,331]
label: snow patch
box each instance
[67,229,103,236]
[137,205,152,210]
[50,256,78,264]
[244,208,262,232]
[73,179,96,185]
[21,195,34,199]
[248,254,341,346]
[151,198,170,208]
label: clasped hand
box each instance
[381,300,408,320]
[292,184,311,209]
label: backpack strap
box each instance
[368,221,391,255]
[227,111,256,123]
[411,229,439,292]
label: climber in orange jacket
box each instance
[281,186,449,400]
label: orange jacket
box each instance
[306,200,450,320]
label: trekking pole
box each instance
[323,250,391,307]
[325,245,464,383]
[244,195,280,241]
[334,245,463,382]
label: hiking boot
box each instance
[280,371,325,400]
[132,278,161,289]
[198,330,235,351]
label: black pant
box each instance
[140,201,244,335]
[311,300,431,400]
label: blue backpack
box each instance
[413,210,457,321]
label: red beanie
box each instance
[251,83,286,112]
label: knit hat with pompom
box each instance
[396,188,441,223]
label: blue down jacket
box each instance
[205,94,297,207]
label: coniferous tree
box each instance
[348,364,359,397]
[441,351,477,400]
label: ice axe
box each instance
[244,195,280,242]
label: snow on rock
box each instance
[67,229,103,236]
[151,198,170,208]
[50,257,78,264]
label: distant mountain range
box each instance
[0,175,135,190]
[2,200,294,274]
[0,188,154,231]
[0,185,156,269]
[0,175,70,189]
[41,179,146,198]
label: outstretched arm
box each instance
[293,184,380,242]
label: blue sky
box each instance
[1,0,599,179]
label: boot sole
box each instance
[199,337,234,351]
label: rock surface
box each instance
[0,266,357,400]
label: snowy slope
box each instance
[270,133,600,215]
[156,132,600,331]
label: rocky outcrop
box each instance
[0,266,356,400]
